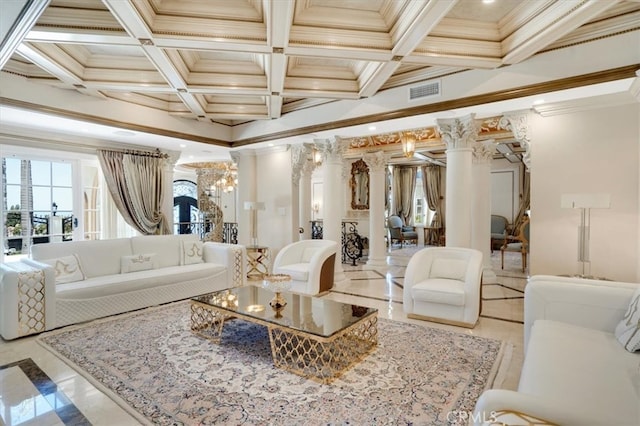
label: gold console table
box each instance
[246,245,270,280]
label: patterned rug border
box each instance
[36,300,510,425]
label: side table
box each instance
[246,245,270,280]
[423,226,443,246]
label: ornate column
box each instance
[299,161,315,240]
[231,150,256,246]
[363,151,388,266]
[437,113,479,248]
[291,144,315,240]
[162,151,179,234]
[499,110,532,171]
[316,137,348,286]
[472,140,497,283]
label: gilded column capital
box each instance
[499,109,532,170]
[473,139,496,164]
[363,151,388,173]
[436,113,479,150]
[162,150,180,172]
[315,137,346,165]
[290,144,311,186]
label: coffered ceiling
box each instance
[1,0,639,163]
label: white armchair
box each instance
[272,239,338,295]
[403,247,483,328]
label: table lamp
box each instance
[244,201,265,246]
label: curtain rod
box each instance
[101,147,169,159]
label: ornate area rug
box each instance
[38,301,506,425]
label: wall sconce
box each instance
[312,147,322,166]
[401,131,416,158]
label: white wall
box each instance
[531,102,639,282]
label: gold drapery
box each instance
[98,150,170,235]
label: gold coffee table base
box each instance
[190,300,378,384]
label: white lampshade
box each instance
[561,193,610,209]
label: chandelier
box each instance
[214,166,238,193]
[194,162,237,199]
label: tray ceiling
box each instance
[4,0,639,128]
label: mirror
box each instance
[350,159,369,210]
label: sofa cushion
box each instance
[32,238,133,279]
[131,235,189,269]
[274,263,309,282]
[430,258,467,281]
[121,253,157,273]
[41,254,85,284]
[411,279,465,306]
[55,263,226,300]
[520,320,640,425]
[615,286,640,352]
[182,240,204,265]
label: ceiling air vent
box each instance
[409,80,441,101]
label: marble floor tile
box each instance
[0,248,527,425]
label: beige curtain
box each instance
[421,165,443,229]
[392,166,417,225]
[98,150,170,235]
[511,169,530,235]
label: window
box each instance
[173,180,200,234]
[413,169,426,226]
[3,157,73,254]
[83,164,101,240]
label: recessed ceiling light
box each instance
[268,143,274,147]
[533,99,545,105]
[179,144,186,148]
[368,126,376,131]
[114,130,135,137]
[482,0,495,4]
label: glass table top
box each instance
[192,286,377,338]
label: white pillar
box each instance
[231,150,257,247]
[363,151,388,266]
[299,161,314,240]
[437,114,479,248]
[472,140,497,283]
[291,144,315,240]
[499,110,532,172]
[162,151,179,234]
[316,138,348,286]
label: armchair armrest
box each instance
[203,242,246,288]
[1,260,56,340]
[473,389,595,425]
[524,275,638,351]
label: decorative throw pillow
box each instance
[182,241,204,265]
[615,286,640,352]
[42,254,85,284]
[121,253,157,273]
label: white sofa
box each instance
[0,234,246,340]
[272,239,338,295]
[473,275,640,426]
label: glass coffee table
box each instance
[190,286,378,383]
